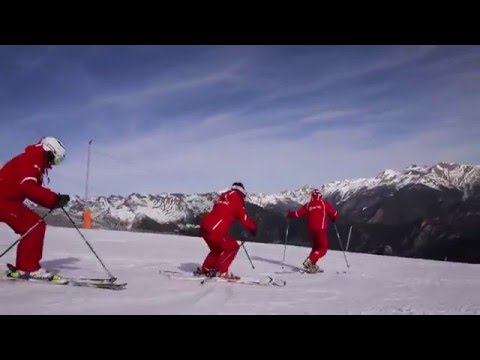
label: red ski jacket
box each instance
[288,192,338,232]
[200,189,256,235]
[0,143,59,209]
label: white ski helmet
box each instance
[40,136,66,165]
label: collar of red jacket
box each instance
[24,143,52,170]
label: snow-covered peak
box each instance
[376,169,400,180]
[248,185,317,207]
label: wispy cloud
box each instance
[0,45,479,196]
[53,114,480,197]
[299,109,362,124]
[87,65,241,109]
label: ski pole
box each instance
[61,207,117,281]
[0,208,55,259]
[346,225,353,252]
[241,241,255,269]
[334,223,350,268]
[281,221,289,269]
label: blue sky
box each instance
[0,45,479,197]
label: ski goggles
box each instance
[53,156,65,166]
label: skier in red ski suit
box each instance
[197,182,257,279]
[0,137,70,279]
[287,189,338,272]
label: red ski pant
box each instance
[308,229,329,265]
[0,202,46,272]
[200,231,240,273]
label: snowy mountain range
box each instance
[32,162,480,264]
[249,162,480,206]
[53,161,480,225]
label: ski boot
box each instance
[193,267,217,278]
[302,258,322,274]
[6,264,65,283]
[218,271,240,280]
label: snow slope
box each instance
[0,224,478,315]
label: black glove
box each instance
[55,194,70,208]
[250,228,257,237]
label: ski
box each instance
[275,266,324,275]
[60,275,127,289]
[64,279,127,290]
[3,263,123,285]
[299,268,324,274]
[1,272,127,290]
[201,274,286,287]
[73,277,117,284]
[285,268,346,275]
[1,264,127,290]
[159,270,286,287]
[278,269,345,275]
